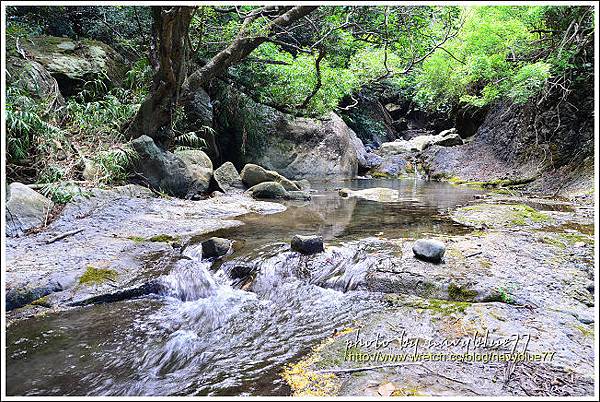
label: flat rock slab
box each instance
[5,185,285,314]
[285,294,594,396]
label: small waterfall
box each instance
[412,156,421,180]
[159,244,220,301]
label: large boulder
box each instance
[18,36,127,97]
[131,136,211,198]
[213,162,244,193]
[6,57,65,109]
[247,181,287,199]
[254,112,367,178]
[212,84,366,179]
[174,149,213,170]
[370,154,411,177]
[240,163,299,191]
[6,182,54,237]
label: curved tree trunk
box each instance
[124,6,193,147]
[125,6,318,147]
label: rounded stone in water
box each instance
[412,239,446,263]
[291,234,324,254]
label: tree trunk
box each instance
[125,6,317,145]
[124,6,194,146]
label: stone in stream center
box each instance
[291,235,324,254]
[201,237,232,259]
[412,239,446,263]
[213,161,245,193]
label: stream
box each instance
[7,178,488,396]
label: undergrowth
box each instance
[6,62,151,201]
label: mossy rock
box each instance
[18,35,127,97]
[79,266,118,285]
[451,203,553,229]
[447,283,478,302]
[127,234,181,244]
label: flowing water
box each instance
[6,178,486,396]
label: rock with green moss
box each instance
[78,266,118,285]
[451,203,552,229]
[6,56,65,109]
[247,181,287,199]
[18,35,127,97]
[240,163,299,191]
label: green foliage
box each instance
[171,104,210,151]
[6,61,145,186]
[508,62,551,104]
[410,6,591,110]
[5,86,65,163]
[91,146,139,184]
[124,58,153,99]
[40,182,89,204]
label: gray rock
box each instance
[214,85,366,179]
[293,179,311,191]
[6,57,65,109]
[339,187,401,202]
[240,163,299,191]
[291,234,324,254]
[213,162,244,193]
[131,135,211,198]
[412,239,446,263]
[19,35,126,97]
[370,154,410,177]
[201,237,232,259]
[6,183,54,237]
[438,128,457,137]
[379,130,463,155]
[285,191,312,201]
[247,181,287,199]
[575,310,594,325]
[435,133,463,147]
[364,152,384,169]
[174,149,213,170]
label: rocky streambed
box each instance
[4,179,595,397]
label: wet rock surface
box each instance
[200,237,232,259]
[4,180,594,397]
[279,194,594,397]
[5,184,285,313]
[291,234,324,255]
